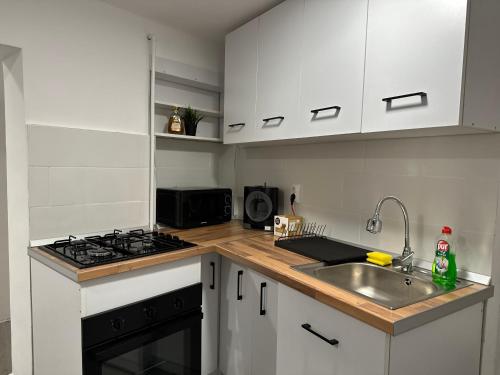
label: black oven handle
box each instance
[83,308,202,367]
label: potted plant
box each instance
[182,106,204,136]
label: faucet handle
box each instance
[393,251,414,272]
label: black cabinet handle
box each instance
[228,123,245,128]
[210,262,215,290]
[263,116,284,122]
[382,92,427,102]
[311,106,341,114]
[259,282,267,316]
[237,270,243,300]
[301,323,339,346]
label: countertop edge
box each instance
[29,247,79,282]
[392,285,494,335]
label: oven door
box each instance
[83,310,202,375]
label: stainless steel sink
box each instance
[294,262,469,309]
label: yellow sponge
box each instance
[367,251,393,266]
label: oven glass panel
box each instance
[84,312,202,375]
[102,329,194,375]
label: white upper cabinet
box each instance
[223,0,500,143]
[362,0,468,133]
[297,0,368,137]
[254,0,304,141]
[223,18,259,144]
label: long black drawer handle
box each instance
[210,262,215,290]
[237,270,243,300]
[228,123,245,128]
[260,282,267,316]
[382,92,427,102]
[311,106,341,114]
[301,323,339,346]
[263,116,284,122]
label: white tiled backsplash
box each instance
[28,125,149,240]
[155,137,235,189]
[235,134,500,277]
[27,124,498,276]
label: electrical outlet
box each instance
[291,184,301,203]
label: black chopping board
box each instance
[275,237,369,264]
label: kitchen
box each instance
[1,0,500,374]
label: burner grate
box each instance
[41,229,196,268]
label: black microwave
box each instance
[156,187,232,228]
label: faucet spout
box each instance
[366,196,413,272]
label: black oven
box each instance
[156,187,232,229]
[82,284,202,375]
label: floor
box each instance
[0,320,11,375]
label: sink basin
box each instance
[294,262,469,309]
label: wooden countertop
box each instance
[28,221,493,335]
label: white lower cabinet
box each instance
[219,260,253,375]
[276,284,387,375]
[201,253,221,375]
[248,270,278,375]
[219,258,278,375]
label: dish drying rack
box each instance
[275,222,327,243]
[274,223,370,263]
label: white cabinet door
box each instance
[297,0,367,137]
[223,18,259,144]
[362,0,468,133]
[255,0,304,141]
[219,259,252,375]
[276,284,387,375]
[201,254,220,375]
[249,270,278,375]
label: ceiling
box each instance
[101,0,285,43]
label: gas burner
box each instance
[41,229,197,269]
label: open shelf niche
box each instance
[149,55,236,228]
[154,57,224,142]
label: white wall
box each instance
[156,138,235,190]
[0,1,224,374]
[28,124,150,240]
[236,135,498,275]
[0,0,223,135]
[234,133,500,375]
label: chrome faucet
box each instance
[366,196,414,273]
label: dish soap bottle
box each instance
[166,107,184,134]
[432,226,457,287]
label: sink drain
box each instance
[404,278,412,286]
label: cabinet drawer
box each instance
[80,257,201,317]
[276,284,388,375]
